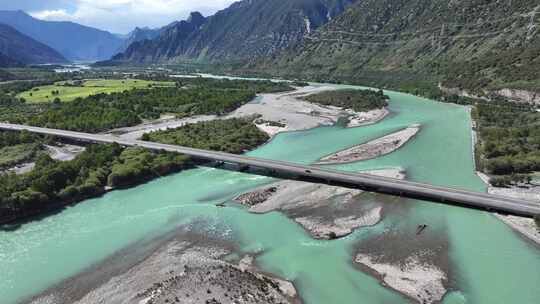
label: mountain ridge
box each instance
[252,0,540,97]
[0,10,124,62]
[0,23,67,67]
[111,0,358,63]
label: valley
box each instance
[0,1,539,304]
[1,72,539,304]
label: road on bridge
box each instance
[1,122,539,218]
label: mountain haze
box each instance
[0,10,124,62]
[112,0,358,63]
[0,23,67,67]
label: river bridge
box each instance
[1,122,539,218]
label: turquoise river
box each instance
[0,84,539,303]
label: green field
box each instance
[17,79,175,103]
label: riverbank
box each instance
[317,125,420,165]
[228,85,389,137]
[477,172,540,245]
[28,225,299,304]
[233,168,405,239]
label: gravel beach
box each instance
[28,225,299,304]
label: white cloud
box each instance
[31,9,72,20]
[29,0,237,33]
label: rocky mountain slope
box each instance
[112,0,357,63]
[255,0,540,98]
[0,10,124,61]
[117,27,162,53]
[0,23,67,67]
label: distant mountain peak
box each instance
[187,12,205,25]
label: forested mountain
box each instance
[0,10,123,61]
[0,23,67,67]
[255,0,540,99]
[112,0,357,63]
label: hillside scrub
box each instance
[302,89,389,112]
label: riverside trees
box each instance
[26,87,256,132]
[302,89,389,112]
[475,103,540,185]
[0,117,267,224]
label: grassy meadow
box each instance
[17,79,175,103]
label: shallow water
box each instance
[0,84,539,304]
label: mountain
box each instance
[0,23,67,67]
[257,0,540,97]
[117,27,162,53]
[0,52,22,67]
[0,10,124,62]
[112,0,357,63]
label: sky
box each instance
[0,0,237,34]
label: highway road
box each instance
[1,122,539,218]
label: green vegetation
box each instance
[25,86,256,132]
[0,144,41,169]
[142,118,269,154]
[0,130,42,148]
[472,103,540,185]
[2,77,296,133]
[0,117,268,224]
[0,144,193,223]
[0,131,45,169]
[175,77,297,93]
[17,79,175,103]
[535,214,540,230]
[302,89,388,112]
[425,92,540,187]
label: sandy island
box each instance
[317,125,421,165]
[228,85,389,137]
[29,225,299,304]
[233,168,406,239]
[355,253,447,304]
[353,226,451,304]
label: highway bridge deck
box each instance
[1,123,539,218]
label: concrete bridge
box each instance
[1,122,539,218]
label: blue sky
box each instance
[0,0,237,34]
